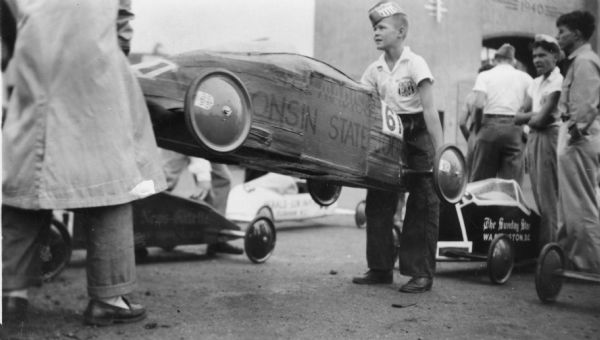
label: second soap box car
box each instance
[226,173,348,223]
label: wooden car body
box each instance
[135,51,406,192]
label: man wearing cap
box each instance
[352,1,443,293]
[514,35,563,248]
[554,11,600,273]
[470,44,533,185]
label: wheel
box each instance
[244,216,276,264]
[184,68,252,154]
[487,234,514,284]
[432,144,468,204]
[306,179,342,206]
[41,219,72,282]
[256,206,274,221]
[393,225,401,267]
[354,200,366,229]
[535,243,565,303]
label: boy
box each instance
[514,34,563,249]
[554,11,600,273]
[352,1,443,293]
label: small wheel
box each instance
[393,225,401,267]
[256,206,274,221]
[41,219,72,282]
[244,216,276,264]
[535,243,565,303]
[487,234,514,284]
[354,200,366,229]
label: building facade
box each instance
[314,0,599,147]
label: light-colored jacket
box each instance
[2,0,166,209]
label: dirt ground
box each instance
[2,211,600,340]
[2,172,600,339]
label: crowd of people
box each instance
[352,2,600,299]
[458,11,600,273]
[2,0,599,329]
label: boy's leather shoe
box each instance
[83,298,146,326]
[399,277,433,293]
[352,269,393,284]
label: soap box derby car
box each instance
[38,50,468,281]
[436,178,541,284]
[354,178,541,285]
[135,50,467,205]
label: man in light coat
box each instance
[2,0,166,326]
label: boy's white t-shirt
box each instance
[361,46,434,114]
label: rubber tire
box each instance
[487,234,515,284]
[244,216,276,264]
[354,200,366,229]
[41,218,72,282]
[535,243,565,304]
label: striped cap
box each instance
[368,1,405,26]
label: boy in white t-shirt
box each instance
[515,34,563,248]
[352,1,443,293]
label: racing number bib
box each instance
[380,101,403,140]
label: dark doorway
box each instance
[483,35,535,77]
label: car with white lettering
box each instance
[226,173,347,223]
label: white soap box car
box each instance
[226,173,348,223]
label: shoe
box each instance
[352,270,393,284]
[207,242,244,255]
[83,297,146,326]
[399,277,433,293]
[2,296,28,323]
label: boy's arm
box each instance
[472,90,486,133]
[528,91,560,128]
[458,93,472,140]
[418,79,443,151]
[514,95,533,125]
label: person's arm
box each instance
[458,93,473,140]
[566,57,600,133]
[117,0,134,56]
[472,90,486,133]
[418,79,443,151]
[514,95,533,125]
[528,91,560,129]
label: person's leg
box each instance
[557,131,600,273]
[81,202,146,325]
[2,206,51,321]
[398,124,439,293]
[2,206,51,290]
[160,149,189,191]
[352,188,398,284]
[498,124,526,185]
[469,123,500,182]
[530,128,559,249]
[209,162,232,215]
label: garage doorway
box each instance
[482,35,536,77]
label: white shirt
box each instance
[361,46,433,114]
[527,66,563,125]
[473,63,533,116]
